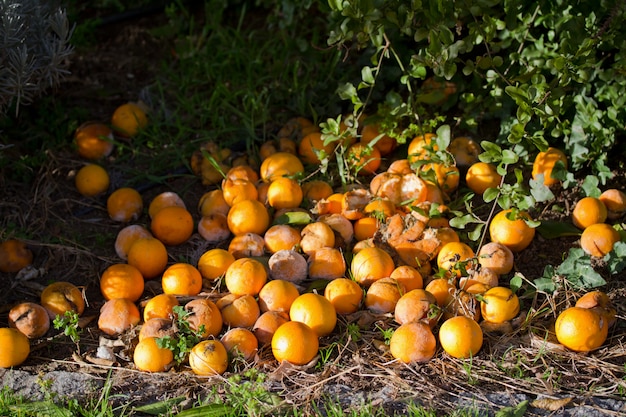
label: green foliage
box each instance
[53,310,82,344]
[156,305,205,365]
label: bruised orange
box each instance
[259,152,304,182]
[220,328,258,361]
[98,298,141,336]
[298,131,336,165]
[189,340,229,375]
[389,322,436,363]
[114,224,152,260]
[184,298,223,339]
[217,293,260,328]
[148,191,186,218]
[532,147,567,186]
[40,281,85,319]
[107,187,143,223]
[580,223,621,257]
[143,293,179,322]
[258,279,300,313]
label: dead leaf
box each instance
[530,396,572,411]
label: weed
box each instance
[53,310,82,345]
[156,305,205,365]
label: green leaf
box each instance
[361,66,375,84]
[176,404,233,417]
[556,248,606,289]
[133,397,187,415]
[581,175,601,197]
[529,176,554,203]
[605,241,626,274]
[274,211,313,225]
[509,274,523,293]
[534,264,557,294]
[495,400,529,417]
[536,220,581,239]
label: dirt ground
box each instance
[1,5,626,417]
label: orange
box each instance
[488,209,536,252]
[477,242,514,275]
[480,286,520,324]
[575,290,617,328]
[346,142,381,175]
[225,164,259,183]
[133,337,173,372]
[114,224,152,260]
[599,188,626,220]
[40,282,85,319]
[555,306,608,352]
[407,133,437,164]
[298,131,336,165]
[387,159,413,175]
[8,302,50,339]
[227,199,270,236]
[271,321,319,365]
[197,213,231,243]
[220,328,258,361]
[189,340,229,375]
[365,277,405,314]
[353,217,380,242]
[268,250,308,283]
[267,177,303,209]
[532,147,567,186]
[360,123,397,156]
[363,198,396,219]
[161,263,203,296]
[197,189,230,217]
[438,316,483,359]
[222,177,258,206]
[97,298,141,336]
[389,322,436,363]
[0,239,33,273]
[264,224,302,254]
[100,263,144,302]
[307,247,347,280]
[253,311,290,345]
[217,293,260,328]
[224,257,268,296]
[300,221,335,255]
[319,213,355,245]
[301,180,334,203]
[184,298,223,338]
[277,116,318,140]
[465,162,501,195]
[150,206,194,246]
[138,318,176,342]
[107,187,143,223]
[350,246,395,287]
[111,102,148,137]
[424,278,456,309]
[259,152,304,182]
[0,328,30,368]
[323,277,363,315]
[315,192,344,215]
[75,164,110,197]
[447,136,480,167]
[389,265,424,291]
[289,293,337,337]
[436,241,475,278]
[258,279,300,313]
[580,223,621,257]
[73,122,114,160]
[127,237,168,279]
[228,232,265,259]
[420,163,460,194]
[143,293,179,322]
[340,188,370,220]
[394,289,438,326]
[572,197,608,229]
[148,191,186,218]
[197,248,235,280]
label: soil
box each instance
[1,5,625,417]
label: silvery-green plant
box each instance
[0,1,73,115]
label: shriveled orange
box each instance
[197,248,235,280]
[436,241,475,278]
[480,286,520,324]
[387,159,412,175]
[300,221,335,255]
[151,206,194,246]
[228,232,265,259]
[224,257,268,296]
[323,277,363,315]
[0,328,30,368]
[555,306,608,352]
[477,242,514,275]
[488,209,536,252]
[197,189,230,217]
[365,277,405,314]
[258,279,300,313]
[73,122,114,160]
[346,142,381,175]
[315,192,344,215]
[40,282,85,319]
[308,247,346,280]
[114,224,152,260]
[407,133,437,164]
[575,290,617,328]
[301,180,333,203]
[138,317,175,342]
[460,267,499,292]
[111,102,148,137]
[268,250,308,283]
[580,223,621,257]
[98,298,140,336]
[271,320,319,365]
[161,263,203,296]
[319,213,354,246]
[197,213,231,243]
[148,191,186,218]
[389,321,436,363]
[264,224,301,254]
[225,164,259,183]
[143,293,179,322]
[360,123,397,156]
[0,239,33,273]
[8,302,50,339]
[599,188,626,220]
[127,237,168,279]
[259,152,304,182]
[75,164,110,197]
[289,293,337,337]
[394,289,438,326]
[424,278,456,309]
[133,337,173,372]
[340,188,370,220]
[227,199,270,236]
[298,131,336,165]
[532,147,567,186]
[222,177,258,207]
[184,298,223,338]
[189,340,229,375]
[438,315,483,359]
[217,293,260,328]
[447,136,480,167]
[389,265,424,291]
[267,177,303,209]
[253,311,290,345]
[465,162,501,195]
[100,263,144,302]
[572,197,607,230]
[220,328,258,361]
[107,187,143,223]
[350,246,395,287]
[277,116,318,140]
[363,198,396,219]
